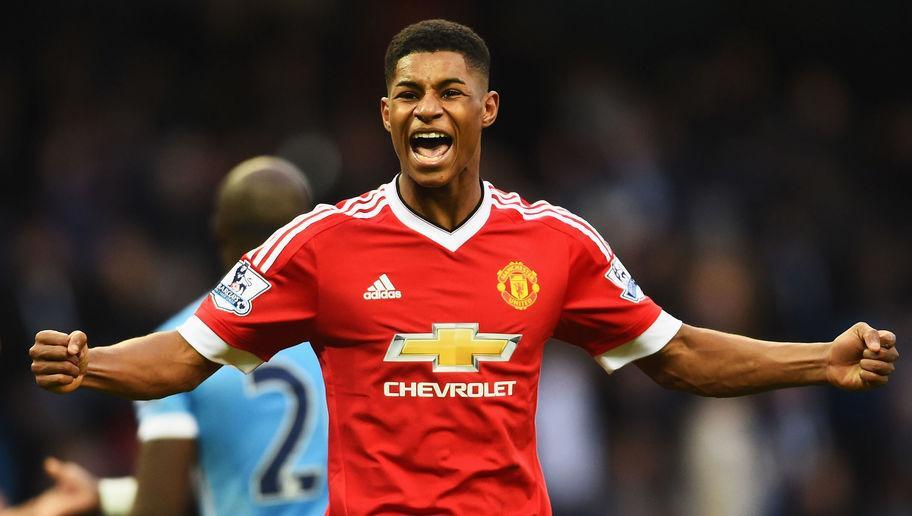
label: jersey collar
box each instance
[383,174,493,252]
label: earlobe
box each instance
[380,97,391,132]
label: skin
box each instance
[131,440,196,516]
[639,323,898,396]
[28,50,898,439]
[212,156,312,267]
[19,157,313,516]
[0,458,98,516]
[381,51,499,230]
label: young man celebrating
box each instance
[29,19,898,515]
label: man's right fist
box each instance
[30,330,88,394]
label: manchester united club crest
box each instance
[496,261,540,310]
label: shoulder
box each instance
[245,184,392,273]
[487,183,614,262]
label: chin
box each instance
[403,167,456,188]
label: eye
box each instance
[442,89,463,99]
[395,91,418,100]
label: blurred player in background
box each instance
[10,157,328,516]
[28,19,898,515]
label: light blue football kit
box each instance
[134,299,329,516]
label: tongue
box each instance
[415,143,449,158]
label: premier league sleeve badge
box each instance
[211,260,272,316]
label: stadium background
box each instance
[1,1,909,514]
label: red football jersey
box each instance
[180,176,682,515]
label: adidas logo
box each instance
[363,274,402,300]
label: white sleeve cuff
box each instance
[137,413,200,441]
[178,315,264,373]
[594,310,682,374]
[98,477,137,516]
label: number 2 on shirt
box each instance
[247,362,323,502]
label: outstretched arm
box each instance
[636,322,899,397]
[30,330,220,399]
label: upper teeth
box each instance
[413,132,448,139]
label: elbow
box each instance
[133,380,197,401]
[652,370,742,398]
[166,343,221,395]
[179,366,210,392]
[642,349,734,397]
[640,326,741,397]
[171,364,213,394]
[649,369,718,397]
[644,366,682,391]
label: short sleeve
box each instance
[179,242,318,372]
[134,394,199,442]
[553,232,681,373]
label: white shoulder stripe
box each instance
[347,196,389,220]
[249,187,385,267]
[494,190,520,202]
[251,205,337,266]
[339,186,384,212]
[491,194,614,264]
[490,190,551,211]
[259,190,387,272]
[250,212,304,265]
[491,190,612,252]
[546,204,614,258]
[260,208,340,271]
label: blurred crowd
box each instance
[1,2,910,515]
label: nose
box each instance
[414,93,443,123]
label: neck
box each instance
[397,171,482,231]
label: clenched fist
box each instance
[30,330,88,394]
[827,322,899,390]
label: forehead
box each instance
[391,51,481,86]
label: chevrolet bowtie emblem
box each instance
[384,323,521,372]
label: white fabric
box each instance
[178,315,263,373]
[137,412,200,442]
[384,176,493,252]
[594,310,683,373]
[98,477,137,516]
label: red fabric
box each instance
[195,182,663,515]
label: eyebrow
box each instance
[394,77,467,89]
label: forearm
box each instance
[83,331,219,399]
[638,324,829,397]
[131,439,196,516]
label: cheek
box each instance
[387,105,408,124]
[388,114,409,140]
[456,115,484,148]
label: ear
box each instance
[481,90,499,128]
[380,97,391,132]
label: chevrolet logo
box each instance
[384,323,521,372]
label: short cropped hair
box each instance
[384,19,490,86]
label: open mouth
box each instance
[409,131,453,163]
